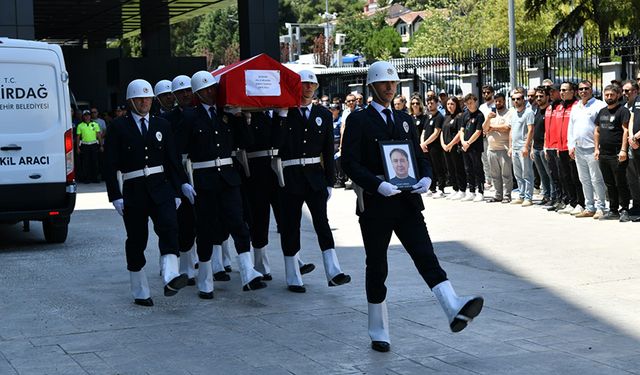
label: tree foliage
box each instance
[193,6,240,69]
[364,26,403,61]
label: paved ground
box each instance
[1,183,640,375]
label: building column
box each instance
[140,0,171,57]
[0,0,34,39]
[238,0,279,60]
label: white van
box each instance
[0,38,76,243]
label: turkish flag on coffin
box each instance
[212,53,302,110]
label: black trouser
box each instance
[545,149,563,201]
[335,156,347,184]
[79,143,99,182]
[443,146,466,192]
[279,184,334,256]
[244,163,282,249]
[426,146,447,192]
[599,155,630,213]
[626,150,640,205]
[123,195,178,272]
[194,185,250,262]
[359,211,448,304]
[632,149,640,203]
[462,148,484,193]
[558,150,584,206]
[176,197,196,252]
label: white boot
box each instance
[284,254,305,292]
[368,302,390,347]
[161,254,181,285]
[179,248,197,279]
[253,246,271,276]
[222,239,232,269]
[322,248,350,286]
[211,245,225,274]
[161,254,188,296]
[130,270,151,300]
[432,280,484,333]
[237,251,266,291]
[197,261,214,295]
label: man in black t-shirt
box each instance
[531,86,555,205]
[458,94,485,201]
[595,84,631,222]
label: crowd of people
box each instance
[327,77,640,223]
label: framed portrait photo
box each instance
[379,140,419,190]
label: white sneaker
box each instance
[432,191,444,199]
[426,191,433,197]
[558,205,574,214]
[570,204,584,215]
[461,192,475,201]
[450,191,462,200]
[473,192,484,202]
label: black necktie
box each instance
[301,107,308,119]
[382,108,395,130]
[140,118,147,138]
[209,106,216,119]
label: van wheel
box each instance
[42,219,68,243]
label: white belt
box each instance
[247,149,279,159]
[121,165,164,181]
[192,158,234,169]
[81,140,99,145]
[281,156,321,168]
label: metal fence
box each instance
[316,33,640,101]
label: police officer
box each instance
[242,111,316,281]
[154,80,176,115]
[180,71,266,298]
[155,76,199,285]
[76,110,102,183]
[341,61,484,352]
[104,79,192,306]
[276,70,350,293]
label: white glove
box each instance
[377,181,401,197]
[225,106,242,115]
[181,183,197,204]
[411,177,432,194]
[175,197,182,209]
[327,186,333,200]
[277,108,289,117]
[112,199,124,216]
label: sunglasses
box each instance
[411,102,420,105]
[511,97,523,101]
[346,100,355,103]
[578,87,591,91]
[560,89,571,92]
[535,95,545,98]
[623,89,632,93]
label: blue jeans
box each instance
[574,146,606,211]
[531,149,553,199]
[512,148,534,200]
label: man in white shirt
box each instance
[567,80,607,217]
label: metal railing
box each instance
[316,33,640,101]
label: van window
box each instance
[0,63,59,134]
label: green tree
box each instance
[364,26,402,61]
[194,6,240,69]
[171,17,201,57]
[525,0,633,60]
[336,12,386,56]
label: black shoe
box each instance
[287,285,306,293]
[261,273,273,281]
[549,202,565,212]
[134,298,154,307]
[450,296,484,333]
[536,197,551,205]
[328,273,351,287]
[198,291,214,299]
[299,263,316,275]
[164,274,188,296]
[628,206,640,216]
[224,265,232,273]
[187,278,196,286]
[501,197,511,204]
[620,210,631,223]
[542,199,557,209]
[486,197,502,203]
[214,271,230,281]
[243,277,267,291]
[600,211,620,221]
[371,341,390,352]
